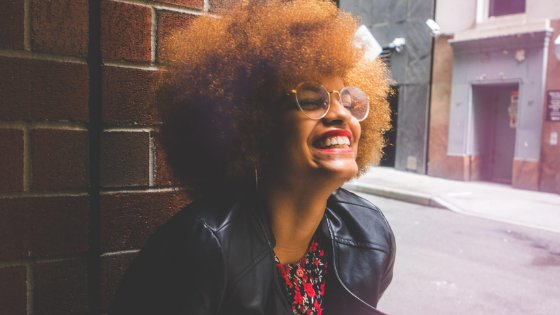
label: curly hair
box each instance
[158,0,391,196]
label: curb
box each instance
[343,182,451,210]
[344,182,560,234]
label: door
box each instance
[473,84,517,184]
[489,87,517,183]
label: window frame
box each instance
[476,0,527,25]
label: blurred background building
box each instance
[340,0,560,194]
[340,0,436,174]
[429,0,560,193]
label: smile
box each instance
[312,129,353,151]
[317,136,351,149]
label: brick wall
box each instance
[0,0,236,313]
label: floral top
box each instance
[274,237,329,315]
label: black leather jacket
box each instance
[110,188,395,315]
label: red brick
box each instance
[101,253,136,310]
[157,10,196,63]
[101,0,152,62]
[153,131,180,186]
[0,196,89,260]
[100,131,150,187]
[31,129,89,191]
[154,0,204,10]
[0,266,27,315]
[102,66,160,124]
[100,190,189,251]
[0,57,89,122]
[31,0,89,56]
[34,259,88,315]
[0,0,24,49]
[0,129,24,193]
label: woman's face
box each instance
[275,76,362,183]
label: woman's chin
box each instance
[313,159,359,182]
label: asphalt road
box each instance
[354,192,560,315]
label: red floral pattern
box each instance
[275,238,328,315]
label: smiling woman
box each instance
[109,1,395,314]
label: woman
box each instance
[110,0,395,314]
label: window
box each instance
[489,0,525,17]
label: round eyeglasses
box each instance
[290,82,370,121]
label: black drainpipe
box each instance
[87,0,102,313]
[425,0,437,175]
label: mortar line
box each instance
[26,262,33,315]
[29,122,88,131]
[22,125,31,192]
[112,0,204,15]
[102,61,159,70]
[0,192,89,199]
[0,121,87,130]
[0,255,88,268]
[101,249,140,257]
[24,0,31,51]
[0,122,26,129]
[0,260,28,268]
[104,127,156,132]
[100,187,184,195]
[151,7,157,64]
[148,132,155,186]
[0,49,86,63]
[153,4,208,16]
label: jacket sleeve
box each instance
[108,211,226,315]
[378,220,396,299]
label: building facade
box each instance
[340,0,436,173]
[429,0,560,193]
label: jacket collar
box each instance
[247,188,387,314]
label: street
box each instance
[354,192,560,315]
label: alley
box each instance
[355,193,560,315]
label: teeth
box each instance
[319,136,350,148]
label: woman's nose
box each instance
[322,92,352,123]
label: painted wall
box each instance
[431,0,560,192]
[540,19,560,193]
[436,0,560,35]
[448,32,549,160]
[435,0,476,34]
[527,0,560,20]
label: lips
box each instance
[313,129,353,150]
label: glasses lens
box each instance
[340,87,369,121]
[295,82,329,119]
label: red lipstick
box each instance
[313,129,354,154]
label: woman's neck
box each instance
[261,174,338,264]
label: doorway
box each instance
[380,86,399,167]
[472,84,518,184]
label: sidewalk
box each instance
[344,167,560,233]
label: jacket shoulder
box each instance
[331,187,389,223]
[109,196,228,314]
[328,188,394,250]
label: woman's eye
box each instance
[299,100,326,110]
